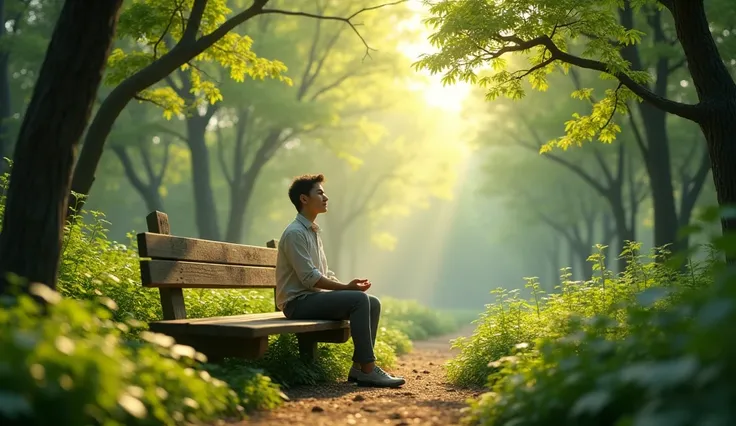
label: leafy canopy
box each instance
[107,0,292,119]
[414,0,660,151]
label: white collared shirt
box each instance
[274,213,337,310]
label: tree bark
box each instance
[670,0,736,242]
[0,0,13,170]
[0,0,122,293]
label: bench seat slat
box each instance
[140,259,276,289]
[148,312,349,339]
[137,232,277,267]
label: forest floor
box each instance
[238,325,483,426]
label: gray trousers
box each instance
[283,291,381,363]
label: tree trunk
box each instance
[619,5,680,254]
[112,146,165,213]
[0,53,11,168]
[66,0,270,218]
[326,225,344,278]
[641,121,680,252]
[670,0,736,243]
[225,164,263,243]
[0,0,12,170]
[611,204,634,271]
[702,110,736,237]
[576,243,593,281]
[547,238,560,291]
[567,239,577,280]
[187,115,220,240]
[0,0,122,293]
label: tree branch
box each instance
[215,126,234,186]
[181,0,207,45]
[591,145,614,186]
[516,35,706,121]
[626,107,649,157]
[260,0,408,59]
[156,139,172,184]
[342,171,398,229]
[301,27,345,99]
[112,145,148,194]
[308,66,373,101]
[667,57,687,75]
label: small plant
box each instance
[0,284,283,426]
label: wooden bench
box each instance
[136,210,350,362]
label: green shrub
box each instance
[0,284,283,426]
[377,326,413,356]
[381,296,460,340]
[446,243,703,387]
[462,257,729,425]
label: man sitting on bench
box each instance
[275,173,406,388]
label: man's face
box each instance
[301,183,329,214]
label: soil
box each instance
[240,325,482,426]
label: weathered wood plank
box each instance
[138,232,277,267]
[148,314,349,339]
[168,334,269,361]
[145,211,187,320]
[140,259,277,289]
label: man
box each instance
[275,173,405,388]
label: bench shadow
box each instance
[280,381,365,400]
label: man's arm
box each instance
[281,230,367,291]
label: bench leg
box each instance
[296,328,351,362]
[297,335,319,362]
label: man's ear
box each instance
[299,194,308,205]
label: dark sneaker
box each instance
[348,366,404,383]
[354,366,406,388]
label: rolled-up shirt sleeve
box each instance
[281,230,322,288]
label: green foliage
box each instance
[446,243,698,387]
[109,0,291,118]
[381,296,460,341]
[413,0,661,151]
[452,209,736,425]
[0,285,282,426]
[376,326,414,356]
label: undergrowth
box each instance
[453,208,736,425]
[0,283,283,425]
[446,242,690,387]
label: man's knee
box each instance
[368,294,381,311]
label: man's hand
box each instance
[347,278,371,292]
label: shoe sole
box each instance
[348,375,406,387]
[356,380,405,388]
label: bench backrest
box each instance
[137,211,279,320]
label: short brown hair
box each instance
[288,174,325,212]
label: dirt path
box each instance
[243,325,481,426]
